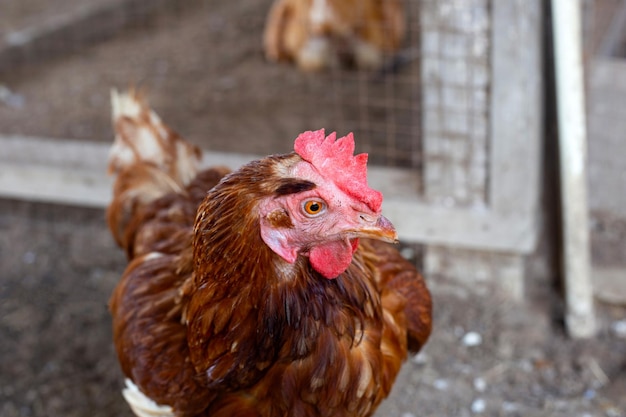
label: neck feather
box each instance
[185,157,382,389]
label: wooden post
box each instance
[551,0,596,337]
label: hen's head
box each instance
[259,129,397,279]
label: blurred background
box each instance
[0,0,625,416]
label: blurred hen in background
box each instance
[264,0,405,71]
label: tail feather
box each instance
[108,89,201,185]
[107,89,201,249]
[122,379,175,417]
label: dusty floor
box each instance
[1,1,626,416]
[0,199,625,417]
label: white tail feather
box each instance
[108,89,201,186]
[122,379,175,417]
[111,89,143,121]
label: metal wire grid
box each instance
[419,0,491,206]
[319,0,424,170]
[1,0,423,167]
[1,0,492,207]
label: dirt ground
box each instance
[1,1,626,416]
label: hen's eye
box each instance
[303,200,326,216]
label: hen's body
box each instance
[107,91,431,417]
[263,0,405,71]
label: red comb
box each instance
[294,129,382,212]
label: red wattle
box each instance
[309,239,357,279]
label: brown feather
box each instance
[107,93,432,417]
[263,0,406,71]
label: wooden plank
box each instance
[0,164,112,208]
[588,59,626,215]
[420,0,544,300]
[552,0,596,337]
[0,135,539,253]
[489,0,543,219]
[587,59,626,306]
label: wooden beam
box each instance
[0,135,538,253]
[490,0,543,220]
[551,0,596,337]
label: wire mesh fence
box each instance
[1,0,419,160]
[0,0,549,269]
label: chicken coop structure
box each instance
[583,0,626,308]
[0,0,544,299]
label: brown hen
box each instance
[263,0,405,71]
[107,90,431,417]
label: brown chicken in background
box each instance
[106,90,431,417]
[263,0,405,71]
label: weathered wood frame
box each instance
[0,2,543,264]
[395,0,544,255]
